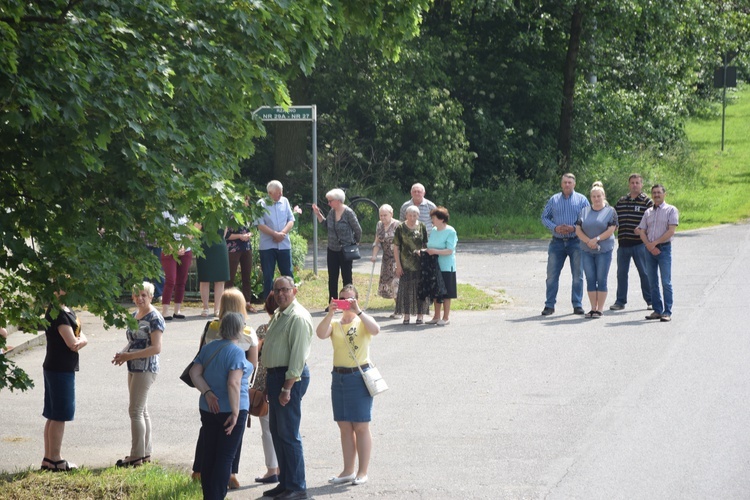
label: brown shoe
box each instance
[645,312,662,320]
[228,474,240,489]
[660,315,672,322]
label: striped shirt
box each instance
[637,202,679,243]
[614,193,653,247]
[400,198,437,233]
[541,191,590,238]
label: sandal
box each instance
[40,457,54,471]
[115,456,143,468]
[402,316,410,324]
[415,319,424,325]
[247,304,258,314]
[592,311,603,318]
[50,459,77,472]
[200,308,210,317]
[141,455,151,463]
[585,310,595,318]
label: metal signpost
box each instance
[713,53,737,152]
[252,105,320,275]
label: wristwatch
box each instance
[281,387,291,394]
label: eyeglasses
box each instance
[273,287,293,294]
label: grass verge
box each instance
[0,464,201,500]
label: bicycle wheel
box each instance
[349,197,380,242]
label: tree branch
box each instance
[1,0,85,25]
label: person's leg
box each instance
[200,282,210,311]
[645,252,663,315]
[161,254,177,311]
[336,421,357,477]
[430,301,441,322]
[213,282,224,315]
[658,246,673,316]
[127,371,157,460]
[581,251,596,311]
[352,422,372,478]
[192,426,204,474]
[148,247,164,299]
[267,371,288,491]
[278,249,294,282]
[45,420,66,462]
[341,255,354,287]
[568,241,584,309]
[173,251,192,312]
[199,410,225,500]
[227,250,241,289]
[544,239,566,309]
[259,412,279,475]
[442,299,451,321]
[327,248,342,302]
[239,249,253,303]
[42,370,74,465]
[614,245,631,306]
[259,249,276,301]
[633,243,653,306]
[594,251,612,311]
[270,368,310,492]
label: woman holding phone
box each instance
[316,285,380,486]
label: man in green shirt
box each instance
[260,276,313,500]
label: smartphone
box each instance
[332,299,351,310]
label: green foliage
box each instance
[0,0,428,392]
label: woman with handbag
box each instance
[189,313,253,500]
[312,188,363,305]
[190,288,258,489]
[250,292,280,484]
[316,285,381,486]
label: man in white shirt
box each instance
[399,183,437,233]
[255,180,296,300]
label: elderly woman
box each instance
[370,204,401,317]
[251,292,280,484]
[225,219,257,313]
[41,290,88,472]
[190,312,253,500]
[112,282,165,467]
[393,205,430,324]
[425,207,458,326]
[317,285,380,486]
[312,188,363,304]
[575,182,618,318]
[191,288,258,490]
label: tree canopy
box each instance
[0,0,428,391]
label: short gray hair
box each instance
[326,188,346,202]
[405,205,420,216]
[379,204,393,214]
[133,281,155,298]
[267,180,283,193]
[219,312,244,341]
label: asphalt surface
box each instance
[2,222,750,499]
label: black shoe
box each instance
[256,474,279,484]
[609,303,625,311]
[263,485,287,497]
[573,307,585,315]
[275,491,308,500]
[541,307,555,316]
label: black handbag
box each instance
[179,322,210,387]
[342,243,361,261]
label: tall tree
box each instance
[0,0,429,392]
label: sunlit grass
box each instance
[0,463,202,500]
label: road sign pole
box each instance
[312,106,318,275]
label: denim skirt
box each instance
[331,369,373,423]
[43,369,76,421]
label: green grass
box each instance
[0,464,202,499]
[295,270,507,310]
[679,85,750,228]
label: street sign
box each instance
[253,106,315,121]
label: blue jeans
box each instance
[260,249,294,300]
[615,244,651,306]
[644,244,673,315]
[198,409,248,500]
[545,237,583,309]
[267,366,310,492]
[581,250,613,292]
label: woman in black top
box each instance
[41,291,88,472]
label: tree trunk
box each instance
[558,2,584,171]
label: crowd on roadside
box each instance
[34,180,458,500]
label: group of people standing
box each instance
[542,172,679,322]
[315,183,458,327]
[152,180,297,321]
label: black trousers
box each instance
[327,248,353,301]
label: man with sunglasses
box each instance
[260,276,313,499]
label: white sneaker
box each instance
[437,319,450,326]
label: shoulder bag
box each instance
[179,323,228,387]
[340,324,388,396]
[335,213,361,261]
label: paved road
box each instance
[2,223,750,499]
